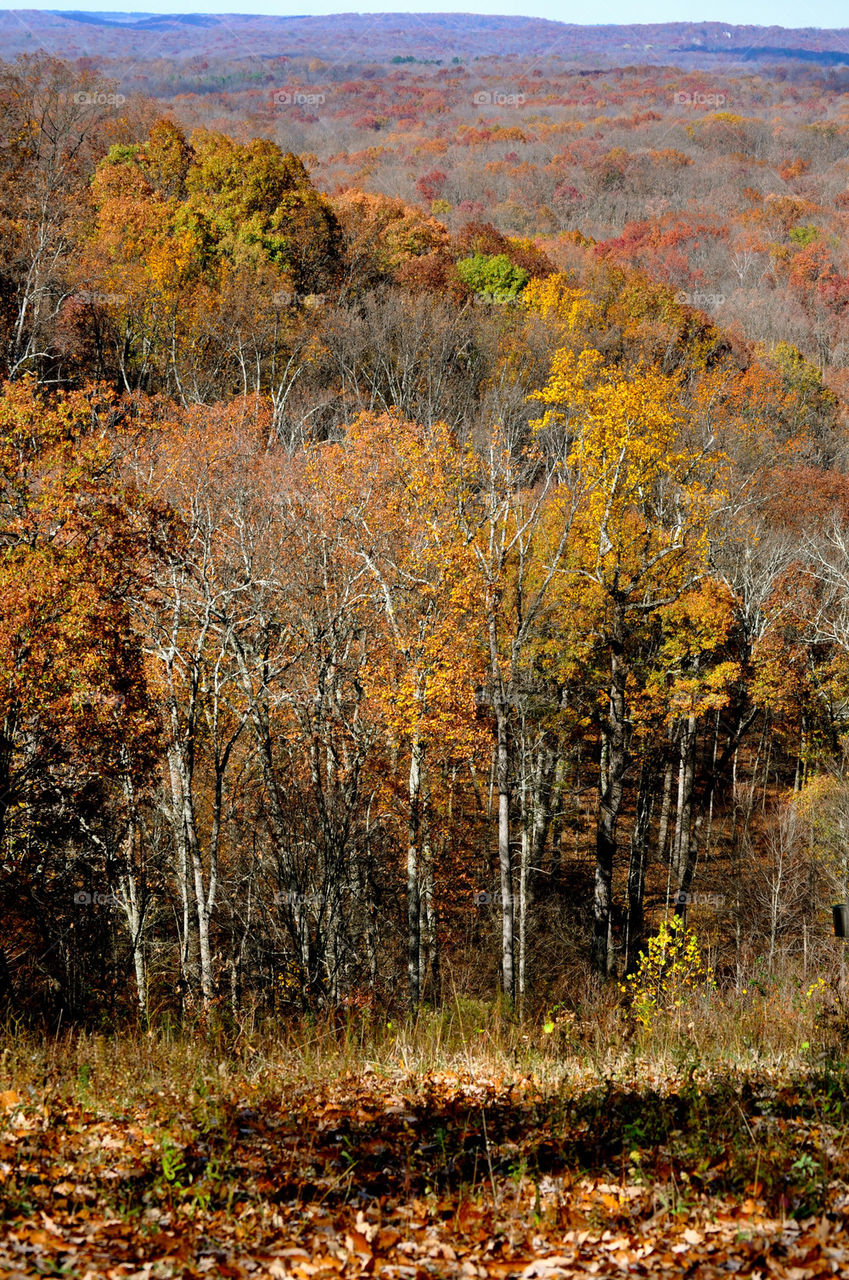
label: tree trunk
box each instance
[496,701,514,1000]
[191,846,215,1007]
[117,866,147,1020]
[549,754,566,882]
[656,723,676,866]
[531,737,557,889]
[407,732,422,1011]
[167,744,194,997]
[593,599,628,977]
[518,733,529,1010]
[675,708,761,920]
[0,710,16,860]
[673,714,697,890]
[625,757,653,973]
[167,738,215,1008]
[520,735,557,1006]
[420,822,438,1003]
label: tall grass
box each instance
[1,957,845,1112]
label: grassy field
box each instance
[2,980,849,1278]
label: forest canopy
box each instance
[1,52,849,1026]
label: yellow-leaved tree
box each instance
[530,347,722,975]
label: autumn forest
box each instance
[5,19,849,1274]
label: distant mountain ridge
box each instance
[680,42,849,65]
[57,10,222,25]
[1,12,848,69]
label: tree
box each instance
[0,377,161,1012]
[185,131,341,294]
[77,123,340,404]
[531,347,718,975]
[456,252,529,302]
[331,188,449,294]
[462,424,580,1001]
[315,412,486,1008]
[0,54,150,381]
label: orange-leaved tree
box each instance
[312,412,487,1008]
[0,377,162,1011]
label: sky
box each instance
[3,0,848,30]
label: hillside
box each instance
[2,11,849,72]
[6,21,849,1278]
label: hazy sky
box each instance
[5,1,849,30]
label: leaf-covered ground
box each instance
[3,1062,849,1278]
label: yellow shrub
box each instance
[621,916,715,1028]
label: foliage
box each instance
[455,251,529,302]
[2,51,849,1031]
[621,917,716,1027]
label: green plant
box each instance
[542,1003,575,1042]
[159,1135,187,1189]
[789,223,819,246]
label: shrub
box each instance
[621,916,715,1028]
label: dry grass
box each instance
[3,966,849,1277]
[1,957,845,1115]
